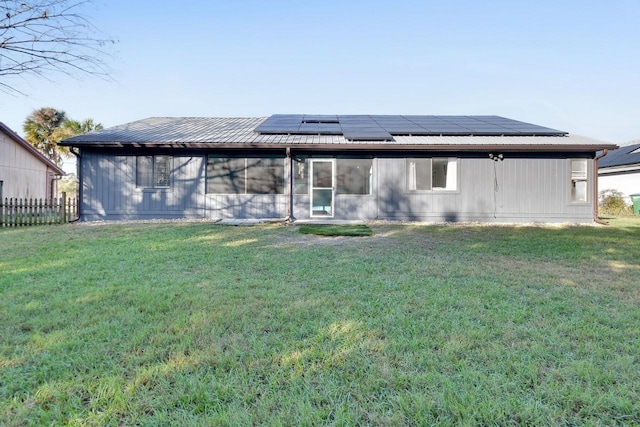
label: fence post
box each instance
[11,198,16,227]
[18,198,23,226]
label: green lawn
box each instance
[1,218,639,426]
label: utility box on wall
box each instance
[630,194,640,215]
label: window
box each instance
[570,159,588,203]
[293,157,374,195]
[136,156,171,188]
[336,158,373,195]
[246,158,285,194]
[406,158,457,191]
[206,157,246,194]
[294,157,309,195]
[206,156,284,194]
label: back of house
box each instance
[60,114,617,223]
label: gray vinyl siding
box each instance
[374,157,593,223]
[80,150,595,223]
[204,194,287,219]
[80,152,206,220]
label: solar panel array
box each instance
[254,114,567,140]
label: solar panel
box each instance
[302,115,338,123]
[254,114,567,139]
[342,129,392,141]
[299,123,342,134]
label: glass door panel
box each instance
[310,160,334,217]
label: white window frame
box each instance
[406,157,458,192]
[570,158,589,203]
[136,155,171,189]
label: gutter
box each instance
[593,149,608,225]
[58,141,619,152]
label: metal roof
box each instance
[599,143,640,168]
[60,116,617,151]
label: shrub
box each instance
[599,189,633,216]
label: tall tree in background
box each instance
[23,107,68,166]
[0,0,116,94]
[23,107,102,166]
[61,118,104,135]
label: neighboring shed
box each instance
[0,122,65,199]
[60,115,617,223]
[598,141,640,205]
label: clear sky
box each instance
[1,0,639,147]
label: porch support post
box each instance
[286,147,294,221]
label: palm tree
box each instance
[23,107,69,166]
[60,118,104,135]
[23,108,104,166]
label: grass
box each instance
[1,217,640,425]
[298,224,373,237]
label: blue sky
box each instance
[1,0,639,148]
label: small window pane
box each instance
[406,159,431,191]
[444,158,457,191]
[294,158,308,194]
[571,159,588,180]
[336,159,373,195]
[572,180,588,202]
[246,158,284,194]
[434,158,457,191]
[155,156,171,187]
[432,158,448,189]
[313,162,333,188]
[136,156,153,187]
[207,157,246,194]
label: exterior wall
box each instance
[598,170,640,205]
[293,194,378,220]
[204,194,287,219]
[80,151,206,220]
[80,151,288,220]
[0,129,56,199]
[80,150,596,223]
[373,156,593,223]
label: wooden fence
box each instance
[0,193,79,227]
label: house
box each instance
[60,115,617,223]
[0,121,65,200]
[598,141,640,205]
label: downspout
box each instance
[69,147,82,222]
[286,147,293,222]
[593,149,608,225]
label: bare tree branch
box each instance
[0,0,116,94]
